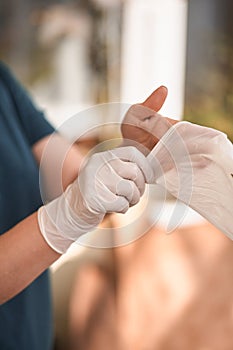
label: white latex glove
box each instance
[38,146,154,253]
[147,121,233,239]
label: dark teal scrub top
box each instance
[0,62,55,350]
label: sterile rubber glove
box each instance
[147,121,233,239]
[38,146,154,253]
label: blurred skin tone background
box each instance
[1,0,233,349]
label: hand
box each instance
[38,146,154,253]
[121,86,178,154]
[146,121,233,238]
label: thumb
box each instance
[142,86,178,127]
[141,86,168,112]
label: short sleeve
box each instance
[0,62,55,146]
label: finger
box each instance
[116,179,141,206]
[93,172,130,213]
[105,194,130,214]
[111,160,145,196]
[141,86,168,112]
[95,160,141,204]
[141,87,178,126]
[110,147,154,183]
[101,166,141,206]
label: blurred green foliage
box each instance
[184,0,233,141]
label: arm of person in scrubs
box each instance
[0,136,83,304]
[0,132,151,303]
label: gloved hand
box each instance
[147,121,233,239]
[38,146,154,253]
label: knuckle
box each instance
[116,164,124,177]
[131,163,140,177]
[127,145,136,154]
[106,150,116,162]
[131,146,138,155]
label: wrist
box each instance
[37,182,103,254]
[37,205,74,254]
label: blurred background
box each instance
[1,0,233,349]
[0,0,232,132]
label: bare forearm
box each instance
[33,134,83,200]
[0,212,60,304]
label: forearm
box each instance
[0,136,82,304]
[0,212,60,304]
[33,134,83,200]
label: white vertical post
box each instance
[54,34,90,105]
[121,0,188,120]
